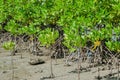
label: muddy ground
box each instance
[0,47,119,80]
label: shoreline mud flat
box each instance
[0,48,119,80]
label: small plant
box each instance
[2,41,15,80]
[2,41,15,51]
[38,28,59,78]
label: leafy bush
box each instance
[0,0,120,53]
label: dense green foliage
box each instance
[0,0,120,52]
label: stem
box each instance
[11,51,14,80]
[20,51,22,59]
[55,52,58,65]
[32,35,34,53]
[98,67,100,78]
[77,48,80,80]
[78,61,80,80]
[64,49,66,60]
[117,59,119,80]
[111,59,113,76]
[20,37,23,59]
[50,50,55,78]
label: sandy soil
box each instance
[0,48,119,80]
